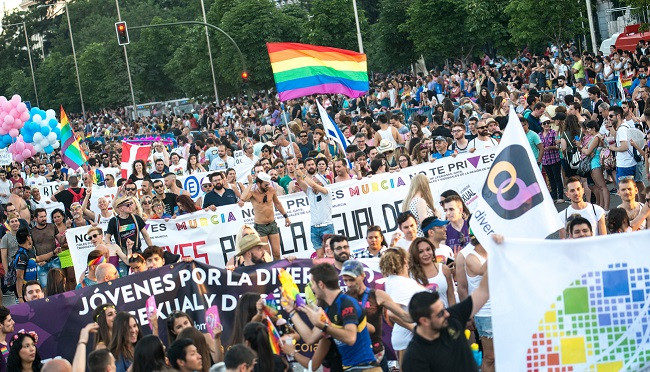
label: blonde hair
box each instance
[6,213,19,222]
[87,226,103,237]
[402,174,437,215]
[379,248,407,277]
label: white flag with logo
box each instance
[469,106,562,241]
[317,99,348,151]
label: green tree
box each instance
[368,0,417,71]
[34,52,79,111]
[213,0,304,90]
[77,42,131,110]
[505,0,586,53]
[165,26,216,99]
[304,0,367,53]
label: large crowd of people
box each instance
[0,42,648,371]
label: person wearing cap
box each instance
[431,136,453,160]
[240,171,291,261]
[340,259,413,370]
[234,234,269,268]
[105,195,153,264]
[203,172,238,209]
[630,71,650,97]
[376,139,397,168]
[468,119,498,153]
[294,164,332,259]
[420,216,454,264]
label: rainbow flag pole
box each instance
[59,106,87,170]
[266,42,369,102]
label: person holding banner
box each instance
[241,172,291,261]
[558,176,607,238]
[105,196,153,260]
[294,167,333,258]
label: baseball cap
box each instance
[640,73,648,79]
[340,260,364,278]
[256,171,272,183]
[421,216,449,235]
[433,135,446,142]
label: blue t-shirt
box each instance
[14,247,37,281]
[432,150,454,160]
[202,189,238,208]
[324,292,376,369]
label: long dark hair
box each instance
[408,237,436,286]
[176,194,199,214]
[177,327,211,372]
[229,293,261,345]
[109,312,141,362]
[7,333,42,372]
[132,335,167,372]
[166,311,193,343]
[45,268,66,296]
[244,322,274,372]
[93,304,115,348]
[131,159,146,177]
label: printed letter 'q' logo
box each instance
[482,144,543,220]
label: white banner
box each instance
[67,149,496,277]
[233,150,255,183]
[0,150,12,166]
[38,181,67,199]
[488,231,650,371]
[470,107,563,241]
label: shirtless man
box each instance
[9,183,30,221]
[333,158,352,183]
[617,177,650,230]
[241,171,291,260]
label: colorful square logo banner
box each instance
[487,230,650,371]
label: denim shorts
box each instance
[617,165,636,182]
[310,224,334,250]
[475,316,493,338]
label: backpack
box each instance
[68,188,84,203]
[4,247,26,289]
[564,132,582,169]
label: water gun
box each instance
[464,329,482,366]
[278,269,306,307]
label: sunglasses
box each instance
[14,186,23,189]
[275,165,284,169]
[120,202,134,208]
[154,185,164,189]
[477,126,488,130]
[126,187,137,191]
[89,233,101,239]
[263,195,268,203]
[142,200,152,205]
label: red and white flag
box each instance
[121,142,151,179]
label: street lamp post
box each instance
[2,22,39,107]
[114,0,137,121]
[351,0,364,53]
[38,2,86,119]
[200,0,219,104]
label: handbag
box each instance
[577,155,592,177]
[564,132,581,169]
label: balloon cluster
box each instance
[7,136,36,163]
[0,95,30,139]
[21,108,61,154]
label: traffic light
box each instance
[115,21,129,45]
[241,71,249,82]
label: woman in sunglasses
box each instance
[140,196,154,220]
[87,225,129,277]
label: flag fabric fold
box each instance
[59,106,87,171]
[267,42,368,102]
[121,142,151,179]
[266,316,282,355]
[317,99,348,151]
[469,106,563,242]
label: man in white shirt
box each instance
[0,169,12,204]
[558,176,607,238]
[468,120,498,152]
[26,165,47,186]
[391,211,419,250]
[607,105,638,181]
[554,75,573,103]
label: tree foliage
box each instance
[304,0,367,53]
[505,0,587,53]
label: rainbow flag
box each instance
[59,106,87,170]
[267,42,368,102]
[266,316,282,355]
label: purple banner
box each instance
[9,259,395,361]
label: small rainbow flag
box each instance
[267,42,368,102]
[59,106,87,170]
[266,316,282,355]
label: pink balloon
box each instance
[0,101,11,112]
[16,103,27,113]
[20,111,30,122]
[13,155,23,163]
[21,149,30,158]
[3,116,13,125]
[15,141,24,153]
[10,95,21,104]
[9,129,19,138]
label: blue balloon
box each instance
[29,121,39,132]
[48,119,58,128]
[22,133,33,143]
[40,126,51,136]
[1,134,13,146]
[53,127,61,137]
[44,145,54,154]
